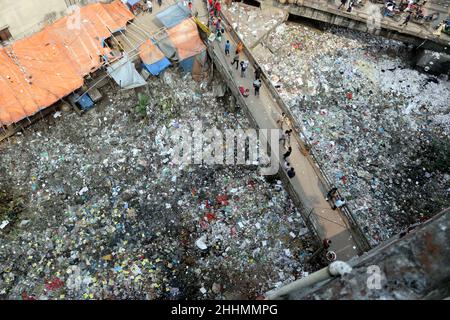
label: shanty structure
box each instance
[0,0,209,134]
[139,39,171,76]
[107,53,147,89]
[0,0,134,126]
[155,2,191,28]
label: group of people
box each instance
[128,0,162,15]
[277,113,296,179]
[207,0,223,18]
[434,18,450,37]
[227,40,263,97]
[208,0,225,42]
[325,187,347,210]
[322,238,336,262]
[337,0,362,13]
[381,0,437,27]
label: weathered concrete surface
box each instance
[290,208,450,300]
[222,4,288,49]
[262,0,450,54]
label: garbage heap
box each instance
[254,22,450,246]
[0,69,316,300]
[223,3,287,48]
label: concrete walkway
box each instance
[209,18,360,261]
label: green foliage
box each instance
[0,190,24,225]
[135,93,150,118]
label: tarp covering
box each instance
[77,93,95,111]
[0,32,83,125]
[127,0,141,6]
[167,19,206,61]
[107,54,147,89]
[156,36,178,60]
[47,0,134,76]
[140,39,171,76]
[140,39,165,65]
[179,56,195,73]
[143,59,171,76]
[156,2,191,28]
[0,0,134,125]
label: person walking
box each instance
[231,51,240,70]
[277,112,292,130]
[400,12,412,26]
[287,167,296,178]
[224,40,231,56]
[157,0,162,7]
[338,0,347,10]
[236,41,243,54]
[253,79,262,96]
[346,0,354,12]
[279,129,292,150]
[240,60,249,78]
[283,146,292,160]
[145,0,153,13]
[254,66,262,80]
[323,239,332,250]
[325,187,338,201]
[214,0,222,17]
[216,28,222,42]
[332,198,347,210]
[215,17,222,32]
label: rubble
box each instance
[254,22,450,245]
[0,68,316,299]
[223,3,287,48]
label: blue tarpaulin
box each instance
[78,94,94,111]
[143,57,171,76]
[127,0,140,6]
[156,3,191,28]
[179,56,195,73]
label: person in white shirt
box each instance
[332,198,346,210]
[146,0,153,13]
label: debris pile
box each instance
[0,69,315,299]
[255,22,450,244]
[223,3,287,48]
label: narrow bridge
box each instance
[207,10,372,261]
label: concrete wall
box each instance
[0,0,108,41]
[0,0,69,40]
[289,209,450,300]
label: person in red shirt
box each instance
[239,86,249,97]
[188,1,193,11]
[214,1,222,16]
[323,239,332,250]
